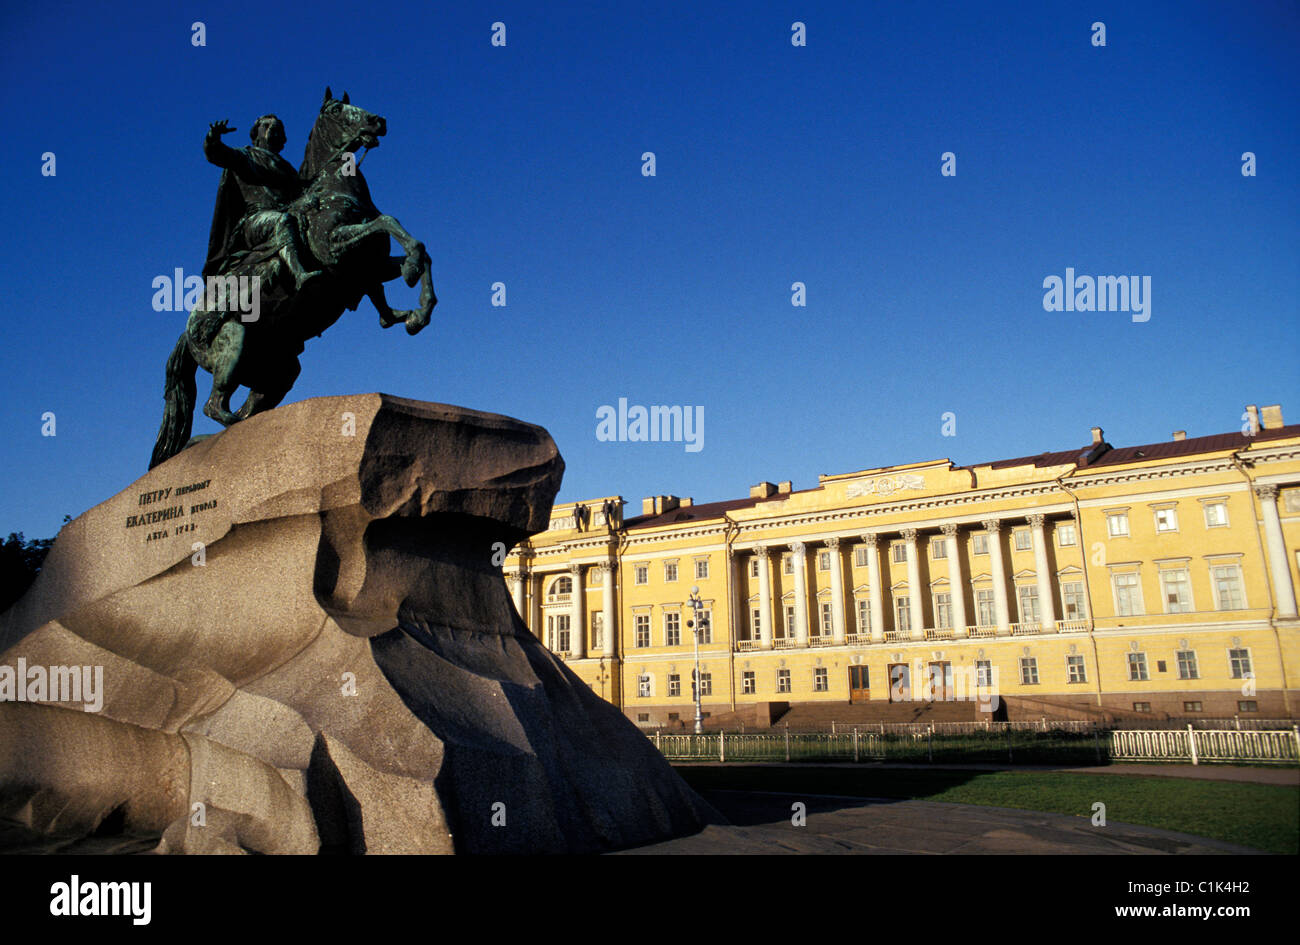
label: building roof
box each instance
[621,495,786,530]
[617,421,1300,533]
[984,423,1300,470]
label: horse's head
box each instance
[301,87,387,181]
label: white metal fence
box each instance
[1109,726,1300,765]
[647,725,1300,766]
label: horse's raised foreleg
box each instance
[368,279,400,329]
[332,215,428,286]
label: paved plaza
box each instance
[619,788,1269,854]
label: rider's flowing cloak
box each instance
[202,146,304,280]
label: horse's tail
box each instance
[148,331,198,469]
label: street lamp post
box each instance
[687,585,705,735]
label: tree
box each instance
[0,516,68,613]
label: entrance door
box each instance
[848,665,870,703]
[928,661,953,701]
[888,663,911,703]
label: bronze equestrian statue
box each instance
[150,88,436,469]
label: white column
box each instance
[984,519,1012,635]
[569,563,585,658]
[508,570,526,622]
[901,528,925,639]
[756,546,774,649]
[790,541,809,646]
[1028,514,1057,631]
[1256,485,1298,618]
[600,560,617,657]
[942,523,968,638]
[827,537,846,644]
[862,533,886,643]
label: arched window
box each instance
[549,575,573,599]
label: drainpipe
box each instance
[612,520,629,713]
[1230,452,1292,716]
[1056,470,1105,712]
[724,513,740,712]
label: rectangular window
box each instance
[1160,568,1192,614]
[1133,702,1151,713]
[975,660,993,687]
[1183,701,1203,713]
[892,543,908,564]
[972,533,989,555]
[1107,512,1130,538]
[1057,523,1077,546]
[932,538,947,559]
[934,592,952,629]
[1238,700,1258,713]
[664,561,678,582]
[664,612,681,647]
[1014,529,1031,551]
[784,605,796,636]
[854,546,870,567]
[776,669,791,694]
[698,609,712,644]
[1176,649,1199,680]
[895,596,911,632]
[750,558,759,578]
[783,556,794,575]
[1017,585,1040,623]
[1229,648,1252,679]
[817,551,831,571]
[1066,654,1087,683]
[1212,565,1245,610]
[1113,573,1142,617]
[1154,508,1178,532]
[1061,581,1086,620]
[742,671,756,695]
[857,599,871,632]
[751,608,761,637]
[695,558,709,580]
[813,667,828,692]
[976,589,996,626]
[693,671,712,698]
[820,602,832,634]
[555,614,571,654]
[634,614,650,648]
[667,674,681,697]
[1204,502,1228,528]
[1020,657,1039,685]
[637,675,651,698]
[634,564,648,585]
[1128,652,1149,681]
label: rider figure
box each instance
[202,115,320,290]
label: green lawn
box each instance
[674,765,1300,855]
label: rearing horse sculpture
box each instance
[149,88,436,469]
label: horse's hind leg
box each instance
[202,321,245,427]
[233,355,299,422]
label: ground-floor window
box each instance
[813,667,828,691]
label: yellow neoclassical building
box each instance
[503,404,1300,727]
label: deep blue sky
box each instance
[1,0,1296,539]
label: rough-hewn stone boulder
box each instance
[0,395,720,853]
